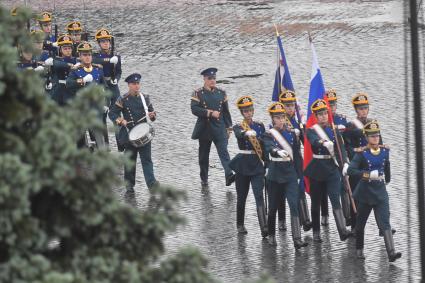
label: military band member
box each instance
[66,21,83,57]
[50,34,79,105]
[279,90,312,232]
[229,96,267,237]
[347,121,401,262]
[191,68,235,187]
[66,41,107,149]
[37,12,57,56]
[93,28,122,146]
[108,73,159,192]
[263,102,308,249]
[304,99,351,243]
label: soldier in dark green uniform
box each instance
[347,121,401,262]
[191,68,235,187]
[229,96,267,237]
[263,102,308,249]
[304,99,351,243]
[279,90,312,232]
[108,73,159,192]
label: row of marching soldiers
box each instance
[231,90,401,262]
[15,10,121,149]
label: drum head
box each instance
[129,123,150,140]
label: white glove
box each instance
[370,170,379,180]
[52,42,58,48]
[245,130,256,137]
[45,82,52,90]
[342,163,349,176]
[44,57,54,66]
[83,74,93,83]
[73,62,81,68]
[337,124,346,131]
[109,56,118,64]
[323,140,334,155]
[34,66,44,72]
[103,106,109,113]
[277,150,289,158]
[293,128,300,137]
[110,78,118,85]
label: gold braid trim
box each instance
[241,120,263,163]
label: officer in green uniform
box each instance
[108,73,159,192]
[263,102,308,249]
[229,96,267,237]
[304,99,351,243]
[347,121,401,262]
[279,90,312,232]
[191,68,235,187]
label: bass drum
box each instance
[128,123,155,148]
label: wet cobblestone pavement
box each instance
[5,0,422,281]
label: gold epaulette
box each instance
[115,98,123,108]
[191,88,201,102]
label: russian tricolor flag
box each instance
[303,38,333,193]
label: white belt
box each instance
[58,80,66,84]
[313,154,332,159]
[270,156,291,162]
[239,150,255,154]
[104,76,111,81]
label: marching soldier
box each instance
[347,121,401,262]
[17,31,50,80]
[323,89,351,226]
[304,99,351,243]
[66,41,107,149]
[37,12,57,56]
[108,73,159,192]
[190,68,235,187]
[66,21,84,57]
[93,28,122,146]
[279,90,312,232]
[263,102,308,249]
[229,96,267,237]
[50,34,79,105]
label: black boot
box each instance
[225,173,236,186]
[291,216,308,250]
[321,215,329,226]
[383,230,402,262]
[267,234,277,246]
[333,208,351,241]
[379,228,396,237]
[341,190,351,226]
[313,230,322,243]
[237,203,247,234]
[299,196,312,231]
[356,249,365,259]
[257,204,268,238]
[278,201,286,231]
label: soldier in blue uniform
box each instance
[304,99,351,243]
[347,121,401,262]
[93,28,122,146]
[262,102,308,249]
[108,73,159,192]
[191,68,235,187]
[229,96,267,237]
[279,90,312,232]
[66,42,107,149]
[66,21,84,57]
[37,12,57,56]
[323,89,351,226]
[50,34,79,105]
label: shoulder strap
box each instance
[352,118,364,130]
[269,128,294,160]
[139,93,151,123]
[241,120,263,162]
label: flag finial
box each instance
[273,24,280,36]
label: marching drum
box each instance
[128,123,155,148]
